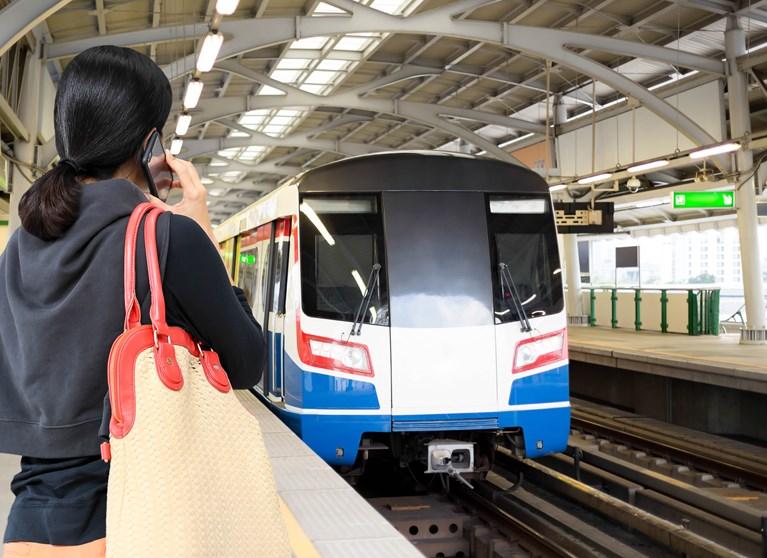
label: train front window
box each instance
[488,195,563,324]
[299,195,389,326]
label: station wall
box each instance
[556,81,725,177]
[0,224,7,253]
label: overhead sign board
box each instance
[554,202,614,234]
[672,191,734,209]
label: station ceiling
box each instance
[9,0,767,227]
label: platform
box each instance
[0,391,421,557]
[568,326,767,444]
[568,326,767,394]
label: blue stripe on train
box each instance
[509,364,570,405]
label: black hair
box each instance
[19,45,172,240]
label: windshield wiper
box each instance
[498,263,532,332]
[351,263,382,336]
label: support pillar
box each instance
[725,16,767,344]
[563,233,588,325]
[9,42,42,233]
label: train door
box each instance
[236,224,272,393]
[264,218,291,402]
[383,191,498,416]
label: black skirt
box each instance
[3,455,108,545]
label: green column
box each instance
[687,290,700,335]
[589,289,596,327]
[660,289,668,333]
[611,288,618,329]
[634,289,642,331]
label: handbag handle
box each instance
[123,202,155,330]
[143,207,184,390]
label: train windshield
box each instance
[488,195,563,324]
[299,195,389,326]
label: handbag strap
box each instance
[123,202,155,330]
[143,207,184,390]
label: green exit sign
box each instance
[672,191,734,209]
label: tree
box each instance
[688,273,716,284]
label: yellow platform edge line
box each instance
[280,497,321,558]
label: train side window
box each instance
[237,224,272,326]
[271,218,291,314]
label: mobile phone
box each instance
[141,130,173,202]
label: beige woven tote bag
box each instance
[103,203,291,558]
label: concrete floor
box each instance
[0,453,19,539]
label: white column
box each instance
[563,233,585,322]
[725,16,767,343]
[9,42,43,233]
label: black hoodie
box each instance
[0,179,264,458]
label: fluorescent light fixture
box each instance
[300,202,335,246]
[549,184,567,192]
[200,177,214,185]
[633,199,668,209]
[175,113,192,136]
[170,139,183,155]
[183,79,203,109]
[577,173,612,185]
[690,142,740,159]
[490,199,547,214]
[215,0,239,15]
[627,159,668,173]
[196,32,224,73]
[351,270,367,295]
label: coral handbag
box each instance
[103,203,290,557]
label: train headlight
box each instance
[512,329,567,374]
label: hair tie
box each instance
[59,158,82,174]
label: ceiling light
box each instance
[215,0,239,15]
[577,173,612,185]
[549,184,567,192]
[183,79,203,109]
[196,32,224,73]
[175,113,192,136]
[201,177,214,185]
[627,159,668,173]
[170,139,183,155]
[690,142,740,159]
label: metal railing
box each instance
[586,287,720,336]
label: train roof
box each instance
[296,151,549,194]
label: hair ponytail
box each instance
[18,161,83,241]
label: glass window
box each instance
[300,195,389,325]
[237,224,272,326]
[488,195,563,323]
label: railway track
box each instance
[365,400,767,557]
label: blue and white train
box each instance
[215,152,569,476]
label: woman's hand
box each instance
[148,152,217,246]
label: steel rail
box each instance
[571,406,767,492]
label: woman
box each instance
[0,46,265,556]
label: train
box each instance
[215,151,569,479]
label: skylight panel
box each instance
[299,83,328,95]
[209,160,229,167]
[257,84,286,95]
[316,59,349,71]
[220,171,246,184]
[305,70,340,84]
[334,35,373,51]
[263,124,288,136]
[276,58,311,69]
[271,69,303,83]
[314,2,346,14]
[228,130,250,138]
[268,115,296,125]
[369,0,409,14]
[275,109,301,117]
[217,147,242,159]
[291,36,330,49]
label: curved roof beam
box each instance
[46,1,722,75]
[182,129,385,159]
[1,0,72,56]
[196,159,300,176]
[186,60,538,162]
